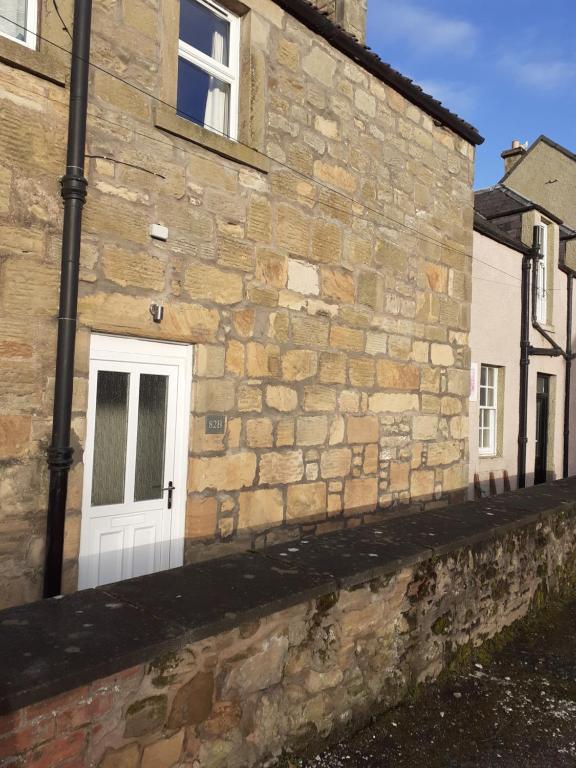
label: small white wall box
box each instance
[150,223,169,241]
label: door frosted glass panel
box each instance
[134,374,168,502]
[91,371,129,507]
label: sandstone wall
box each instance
[0,0,475,607]
[0,505,574,767]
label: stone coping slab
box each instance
[0,479,575,715]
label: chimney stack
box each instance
[310,0,368,44]
[501,139,527,175]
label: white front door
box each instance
[79,334,192,589]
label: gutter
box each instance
[43,0,93,598]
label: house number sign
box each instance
[205,414,226,434]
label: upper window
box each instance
[177,0,240,140]
[479,365,498,456]
[536,222,548,324]
[0,0,37,48]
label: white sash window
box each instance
[479,365,498,456]
[177,0,240,140]
[535,223,548,324]
[0,0,37,48]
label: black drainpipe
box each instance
[43,0,93,599]
[517,251,531,488]
[563,271,573,478]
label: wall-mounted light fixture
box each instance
[150,303,164,323]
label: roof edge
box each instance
[271,0,484,146]
[473,212,531,255]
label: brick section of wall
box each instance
[0,0,475,607]
[1,509,574,767]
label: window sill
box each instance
[0,36,67,86]
[154,104,269,174]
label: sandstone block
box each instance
[427,441,461,467]
[255,248,288,288]
[349,357,375,388]
[247,342,281,378]
[167,672,214,728]
[276,204,310,257]
[259,451,304,485]
[141,730,184,768]
[319,352,347,384]
[196,345,225,378]
[377,360,420,390]
[363,444,379,474]
[194,379,235,413]
[344,478,378,513]
[412,415,439,440]
[282,350,318,381]
[321,267,355,304]
[330,325,364,352]
[320,448,352,479]
[237,384,262,412]
[312,220,342,264]
[288,259,319,295]
[291,315,330,347]
[276,418,295,447]
[246,418,274,448]
[369,393,419,413]
[266,385,298,412]
[346,415,379,444]
[247,195,272,242]
[411,470,435,499]
[189,453,257,492]
[390,462,410,491]
[0,416,30,459]
[185,263,243,305]
[287,482,326,520]
[186,496,217,541]
[329,415,345,445]
[238,488,284,528]
[233,309,255,338]
[297,415,328,446]
[304,386,337,412]
[226,340,245,377]
[431,343,455,367]
[102,246,165,290]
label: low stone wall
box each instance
[1,488,576,766]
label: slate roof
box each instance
[475,184,563,225]
[473,212,530,255]
[271,0,484,146]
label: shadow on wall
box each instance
[469,470,560,501]
[66,486,484,592]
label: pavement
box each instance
[298,599,576,768]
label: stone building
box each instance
[0,0,482,608]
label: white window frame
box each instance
[177,0,240,141]
[479,364,498,457]
[0,0,38,49]
[536,222,548,324]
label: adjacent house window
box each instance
[0,0,37,48]
[479,365,498,456]
[177,0,240,140]
[535,222,548,324]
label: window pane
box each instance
[134,374,168,502]
[177,57,230,135]
[480,365,487,386]
[180,0,230,65]
[91,371,129,507]
[0,0,28,41]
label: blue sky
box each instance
[366,0,576,189]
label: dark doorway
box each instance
[535,374,550,485]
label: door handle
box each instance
[162,481,175,509]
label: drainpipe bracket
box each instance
[60,174,88,204]
[47,445,74,472]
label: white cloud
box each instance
[500,53,576,90]
[418,80,477,116]
[370,1,477,56]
